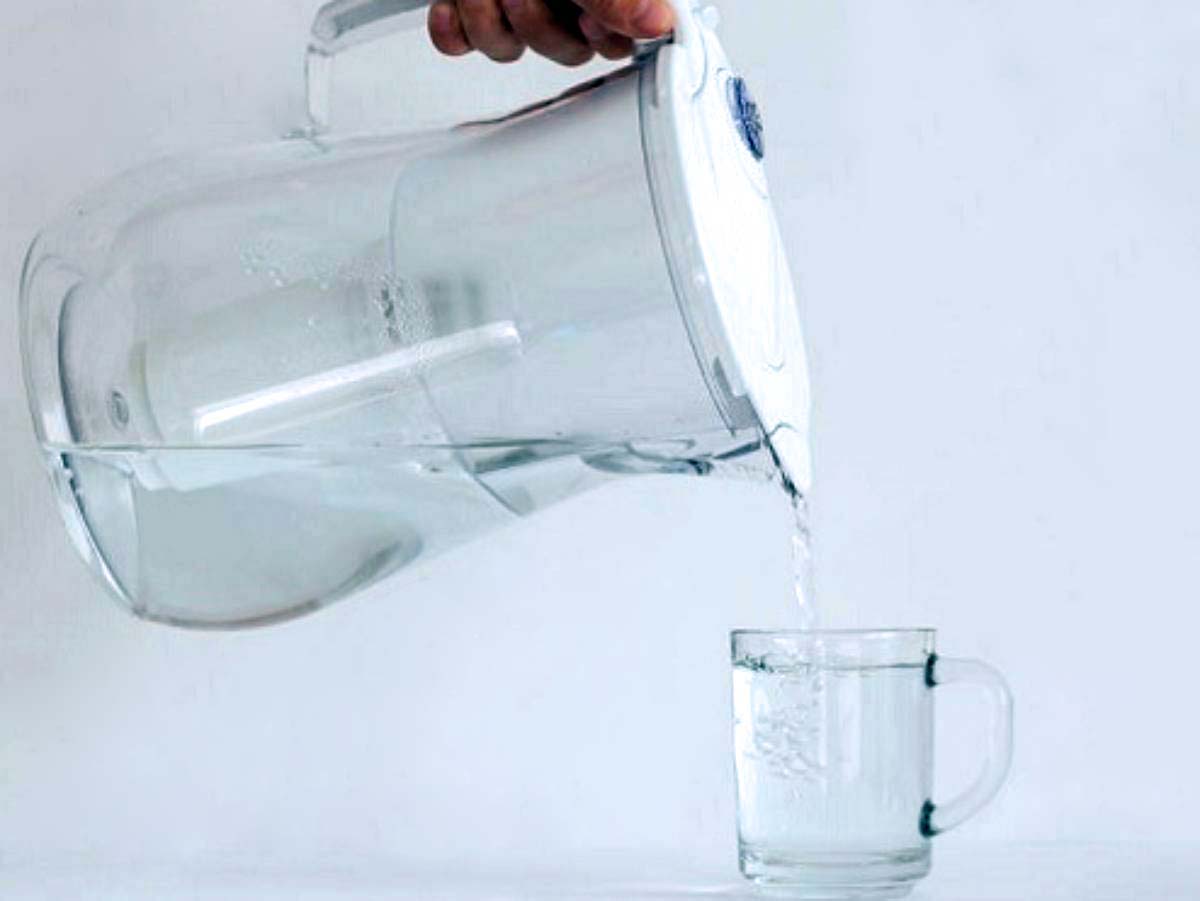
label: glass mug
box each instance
[730,630,1013,898]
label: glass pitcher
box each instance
[19,0,811,628]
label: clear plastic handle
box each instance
[305,0,704,130]
[305,0,705,130]
[311,0,699,57]
[922,656,1014,837]
[311,0,432,55]
[306,0,433,132]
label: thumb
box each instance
[573,0,676,40]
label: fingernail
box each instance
[633,1,674,35]
[578,13,607,43]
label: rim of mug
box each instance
[731,629,937,666]
[731,628,936,639]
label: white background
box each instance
[2,0,1199,880]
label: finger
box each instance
[574,0,674,40]
[428,1,472,56]
[578,13,635,60]
[457,0,526,62]
[500,0,594,67]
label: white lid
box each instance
[641,3,812,493]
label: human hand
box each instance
[428,0,675,66]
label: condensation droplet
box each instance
[108,390,130,429]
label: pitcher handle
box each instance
[306,0,432,132]
[921,655,1014,837]
[311,0,431,55]
[311,0,699,56]
[306,0,703,130]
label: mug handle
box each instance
[921,655,1014,837]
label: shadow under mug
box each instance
[730,629,1012,899]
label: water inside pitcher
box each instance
[20,0,811,628]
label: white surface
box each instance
[0,845,1197,900]
[2,0,1200,873]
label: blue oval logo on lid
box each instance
[727,77,765,162]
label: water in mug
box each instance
[731,653,931,872]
